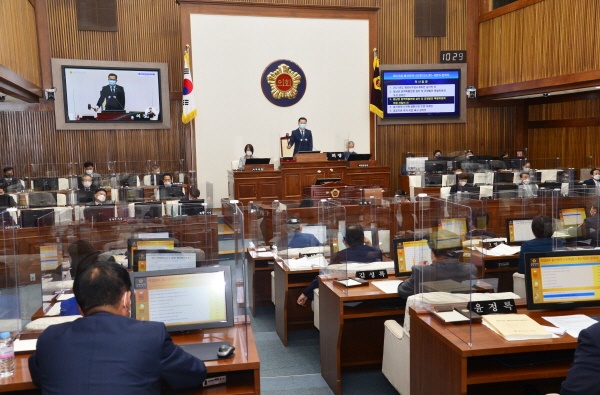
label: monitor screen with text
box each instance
[130,266,233,331]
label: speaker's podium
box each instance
[96,110,128,121]
[302,181,362,200]
[294,151,327,162]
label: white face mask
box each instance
[164,181,172,187]
[246,150,253,156]
[459,181,467,187]
[82,181,92,188]
[85,169,93,175]
[348,148,354,153]
[594,174,600,181]
[96,194,106,202]
[523,179,530,185]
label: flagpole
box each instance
[372,48,378,161]
[183,44,198,191]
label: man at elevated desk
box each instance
[29,260,207,394]
[287,116,313,155]
[518,172,539,197]
[583,168,600,193]
[159,174,184,200]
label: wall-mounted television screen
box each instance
[378,64,466,125]
[51,59,171,130]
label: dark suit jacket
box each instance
[583,178,599,187]
[302,244,382,299]
[561,322,600,395]
[288,128,313,156]
[449,182,473,194]
[397,258,478,299]
[29,312,206,395]
[97,84,126,111]
[517,237,564,274]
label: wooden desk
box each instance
[469,250,519,293]
[409,306,599,395]
[246,249,275,316]
[318,278,404,395]
[273,261,320,346]
[1,324,260,394]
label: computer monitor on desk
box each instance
[130,266,234,332]
[33,177,59,191]
[525,250,600,310]
[132,249,198,272]
[506,218,535,244]
[244,158,271,165]
[29,192,57,208]
[347,154,371,162]
[159,186,184,200]
[392,238,431,277]
[181,199,205,216]
[20,208,54,228]
[494,184,518,199]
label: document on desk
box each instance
[542,314,598,338]
[57,293,75,301]
[482,314,552,341]
[371,280,403,294]
[473,244,520,256]
[44,302,62,316]
[14,339,37,353]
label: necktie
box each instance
[111,87,115,94]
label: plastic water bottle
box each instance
[0,332,14,378]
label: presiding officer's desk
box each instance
[2,324,260,394]
[318,276,405,395]
[409,305,600,395]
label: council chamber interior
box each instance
[1,0,600,394]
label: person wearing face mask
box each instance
[343,141,357,160]
[433,149,442,159]
[287,117,313,156]
[2,166,22,192]
[95,72,126,112]
[79,161,101,189]
[238,144,255,170]
[29,261,207,394]
[159,174,184,200]
[450,173,472,194]
[583,168,600,193]
[580,204,600,245]
[77,175,98,204]
[518,172,538,197]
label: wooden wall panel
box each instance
[0,0,42,86]
[527,127,597,170]
[528,99,600,121]
[478,0,600,88]
[1,0,519,195]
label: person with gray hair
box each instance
[286,216,321,248]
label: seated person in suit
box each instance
[238,143,254,170]
[159,174,184,199]
[467,210,497,239]
[517,215,564,274]
[84,189,115,222]
[77,175,98,203]
[560,321,600,394]
[286,216,322,249]
[0,186,17,208]
[449,173,472,194]
[297,224,382,307]
[343,141,357,160]
[583,168,600,189]
[397,230,477,300]
[2,166,22,192]
[180,187,204,216]
[81,161,101,179]
[29,260,207,394]
[401,152,415,175]
[580,204,600,245]
[518,172,538,197]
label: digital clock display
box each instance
[440,50,466,63]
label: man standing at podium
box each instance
[287,117,313,156]
[96,73,125,111]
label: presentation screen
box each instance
[379,64,466,124]
[51,58,171,130]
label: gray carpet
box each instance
[250,305,398,394]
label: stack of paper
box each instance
[482,314,552,341]
[473,243,520,256]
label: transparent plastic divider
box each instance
[0,210,26,332]
[410,195,482,347]
[222,200,249,361]
[316,199,346,294]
